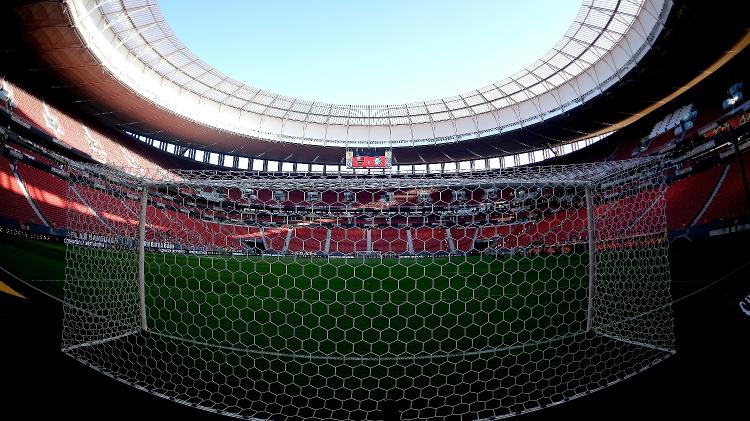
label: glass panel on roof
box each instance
[201,71,223,87]
[291,102,312,112]
[273,97,293,109]
[168,71,193,87]
[183,79,210,95]
[245,103,267,113]
[88,0,653,145]
[265,108,287,118]
[472,103,492,114]
[430,112,450,121]
[224,96,246,108]
[287,111,306,121]
[136,48,161,65]
[452,109,471,119]
[233,87,257,100]
[308,114,328,124]
[204,89,228,103]
[215,79,240,95]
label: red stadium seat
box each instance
[0,159,43,226]
[665,165,724,229]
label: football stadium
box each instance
[0,1,748,420]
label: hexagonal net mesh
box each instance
[62,158,674,420]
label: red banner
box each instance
[350,155,388,168]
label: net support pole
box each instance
[137,184,148,331]
[585,184,596,332]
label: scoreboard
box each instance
[346,149,392,169]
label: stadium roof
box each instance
[5,0,749,166]
[70,0,669,148]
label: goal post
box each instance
[585,184,597,332]
[137,184,148,331]
[62,158,675,420]
[588,160,674,351]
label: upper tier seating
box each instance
[15,162,67,228]
[6,81,168,174]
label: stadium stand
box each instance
[665,164,725,229]
[698,153,750,224]
[287,226,328,253]
[0,158,43,226]
[58,180,113,237]
[476,224,525,250]
[263,227,291,252]
[595,189,664,240]
[371,227,409,254]
[15,162,67,229]
[329,227,367,254]
[1,75,749,255]
[411,227,450,253]
[5,81,168,173]
[531,208,588,246]
[642,130,676,156]
[76,183,139,234]
[223,225,263,244]
[649,104,695,139]
[449,227,476,253]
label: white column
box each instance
[445,228,456,253]
[406,228,415,254]
[324,228,331,254]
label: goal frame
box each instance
[62,157,675,420]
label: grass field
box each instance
[2,235,590,357]
[0,236,66,297]
[3,235,679,419]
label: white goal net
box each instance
[62,158,674,420]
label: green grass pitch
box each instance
[1,236,590,358]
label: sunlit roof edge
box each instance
[66,0,671,147]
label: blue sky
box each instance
[159,0,580,105]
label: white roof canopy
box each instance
[68,0,671,147]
